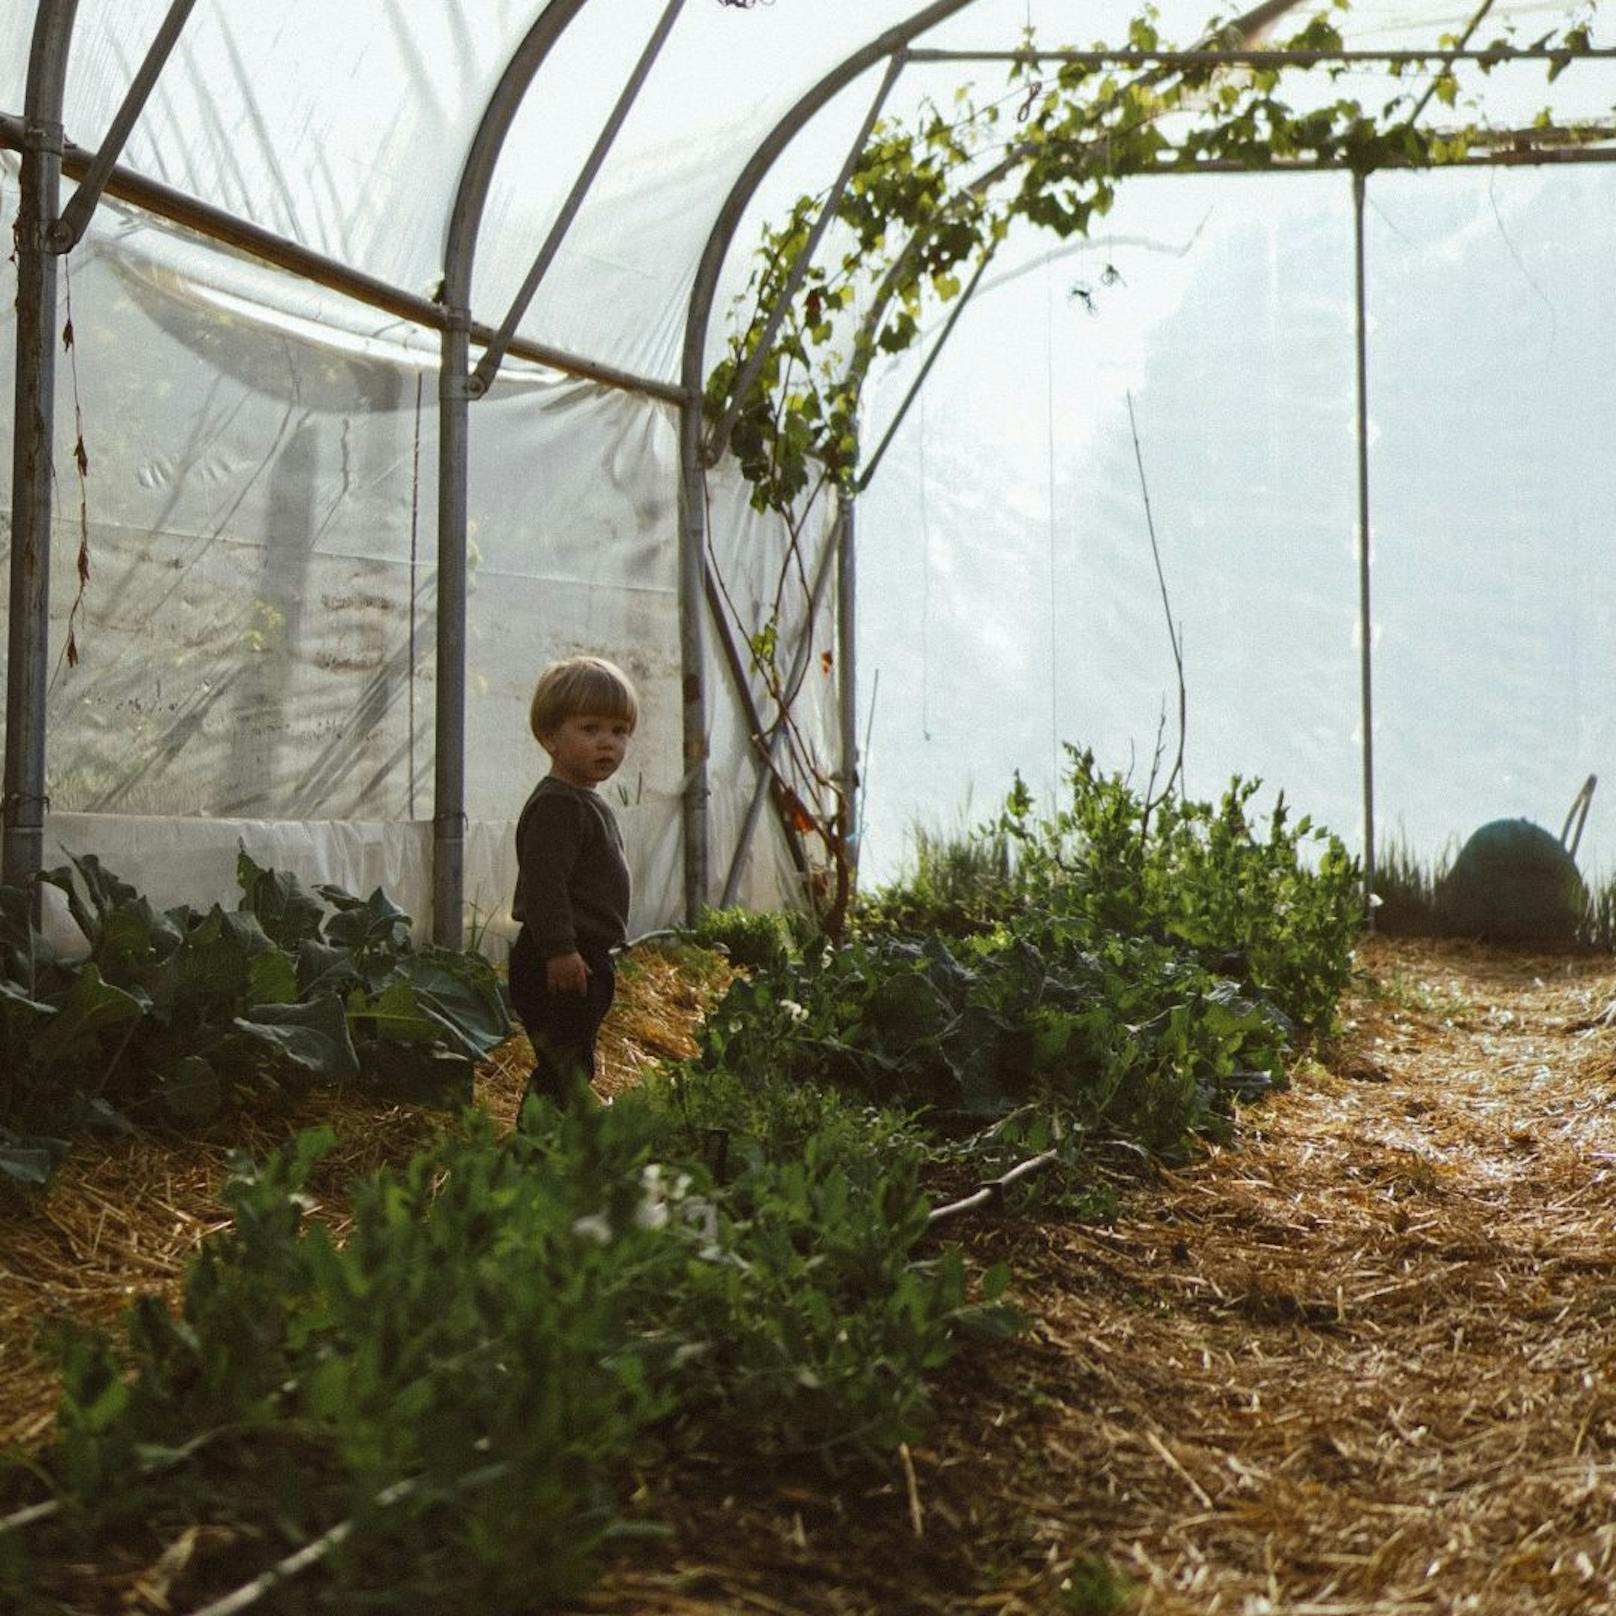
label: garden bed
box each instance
[8,934,1616,1612]
[0,945,729,1459]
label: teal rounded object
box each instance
[1436,818,1586,945]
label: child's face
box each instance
[540,712,633,790]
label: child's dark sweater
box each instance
[512,776,630,958]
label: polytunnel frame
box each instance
[6,2,1616,950]
[679,7,1616,926]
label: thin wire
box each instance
[1045,257,1060,799]
[407,372,422,820]
[919,388,932,741]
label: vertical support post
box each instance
[1353,171,1376,927]
[433,310,471,947]
[677,395,711,923]
[436,0,592,947]
[5,3,79,901]
[836,487,859,880]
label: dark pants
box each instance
[508,928,616,1108]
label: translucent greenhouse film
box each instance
[4,0,1614,942]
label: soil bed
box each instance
[7,935,1616,1613]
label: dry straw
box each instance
[0,945,726,1458]
[8,936,1616,1614]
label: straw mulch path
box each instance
[8,935,1616,1616]
[582,935,1616,1615]
[941,932,1616,1616]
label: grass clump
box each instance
[685,904,804,974]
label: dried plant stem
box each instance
[1125,390,1185,814]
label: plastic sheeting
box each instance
[4,0,1614,931]
[15,1,1591,389]
[857,160,1616,886]
[0,164,819,937]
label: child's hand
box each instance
[546,950,590,995]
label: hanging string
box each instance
[1045,257,1060,799]
[55,255,92,681]
[407,371,423,819]
[919,388,932,741]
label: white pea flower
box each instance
[780,999,809,1023]
[634,1162,692,1230]
[571,1212,612,1245]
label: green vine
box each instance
[704,1,1601,516]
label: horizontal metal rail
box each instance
[0,113,690,406]
[904,45,1616,67]
[1137,138,1616,172]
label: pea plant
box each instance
[3,1073,1017,1611]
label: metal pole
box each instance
[51,0,198,251]
[435,0,592,946]
[433,312,472,947]
[5,2,78,901]
[677,395,711,921]
[836,488,859,880]
[902,44,1616,66]
[719,513,841,907]
[468,0,688,398]
[1353,171,1376,926]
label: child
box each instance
[509,655,637,1110]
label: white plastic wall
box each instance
[857,161,1616,887]
[0,174,822,942]
[3,0,1612,932]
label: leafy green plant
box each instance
[1060,1554,1138,1614]
[1371,835,1452,937]
[686,903,800,974]
[1578,870,1616,951]
[26,1111,676,1609]
[0,850,510,1187]
[985,751,1362,1036]
[706,10,1598,518]
[695,923,1287,1158]
[855,817,1019,941]
[5,1076,1020,1610]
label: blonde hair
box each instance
[529,655,639,741]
